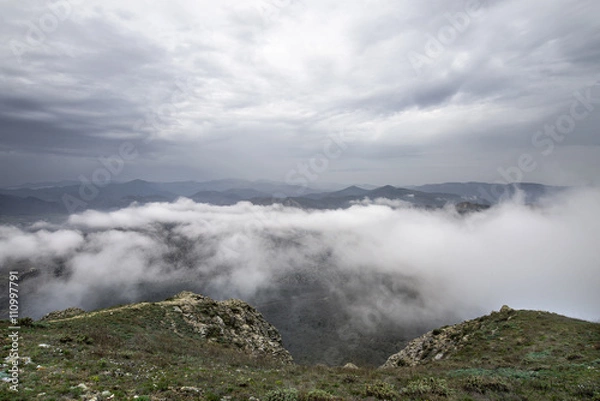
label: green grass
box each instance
[1,303,599,400]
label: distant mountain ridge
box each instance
[0,194,62,215]
[0,179,568,216]
[408,182,567,204]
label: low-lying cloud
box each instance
[1,188,599,363]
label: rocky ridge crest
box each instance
[43,291,293,364]
[382,305,516,368]
[164,291,292,363]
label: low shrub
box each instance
[303,389,334,401]
[364,380,398,400]
[266,388,299,401]
[462,376,510,393]
[403,377,452,397]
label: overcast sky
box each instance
[1,0,599,187]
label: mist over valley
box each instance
[1,182,598,365]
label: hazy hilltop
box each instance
[2,293,599,400]
[383,305,600,368]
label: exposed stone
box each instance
[38,290,292,364]
[343,362,359,370]
[382,306,519,368]
[382,324,467,368]
[41,307,85,321]
[162,291,293,364]
[180,386,203,393]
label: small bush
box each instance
[17,317,34,327]
[304,389,334,401]
[204,392,220,401]
[403,377,452,397]
[524,350,550,363]
[566,353,584,361]
[571,382,600,400]
[462,376,510,394]
[59,334,73,343]
[79,334,94,344]
[156,376,169,391]
[530,378,553,391]
[364,381,398,400]
[266,388,299,401]
[236,377,253,387]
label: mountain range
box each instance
[0,179,567,216]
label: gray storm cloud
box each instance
[1,188,599,326]
[1,1,600,186]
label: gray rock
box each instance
[381,324,466,368]
[41,307,85,321]
[382,307,519,368]
[162,291,293,364]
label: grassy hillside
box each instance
[1,297,599,400]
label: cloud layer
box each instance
[1,190,599,345]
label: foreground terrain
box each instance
[1,293,599,401]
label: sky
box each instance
[1,0,600,187]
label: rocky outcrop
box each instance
[161,291,293,364]
[41,307,85,321]
[382,325,467,368]
[382,306,516,368]
[41,291,293,364]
